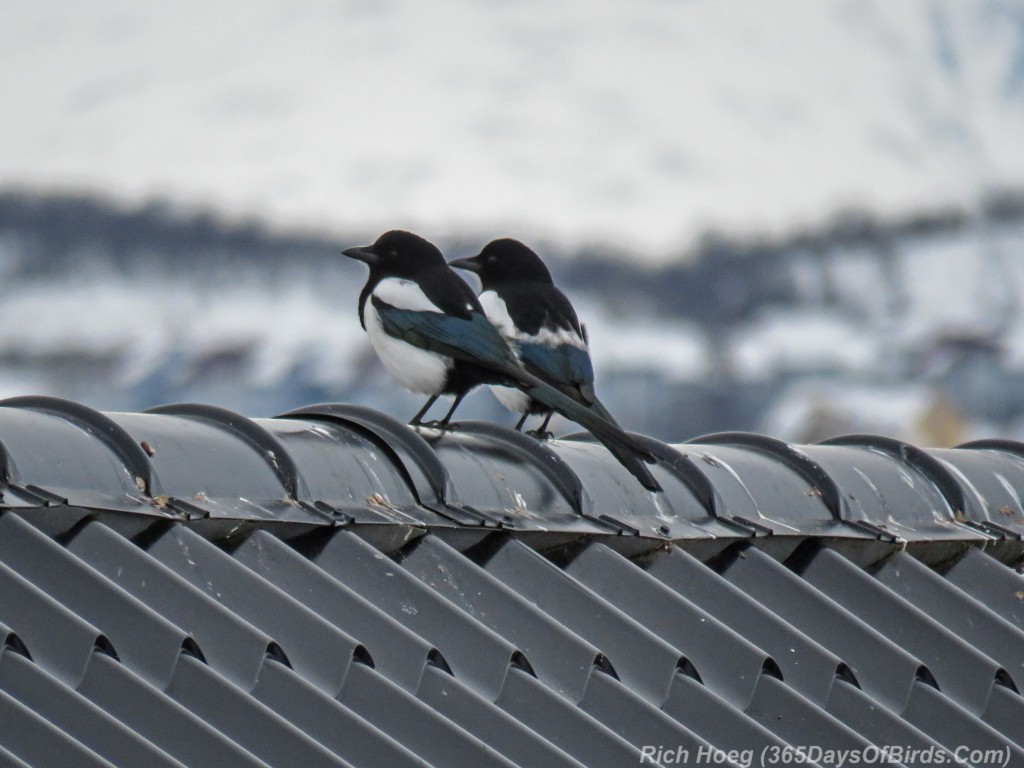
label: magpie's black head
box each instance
[452,237,557,290]
[450,238,553,289]
[342,230,446,277]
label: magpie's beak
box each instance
[342,245,379,264]
[449,255,482,273]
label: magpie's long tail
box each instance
[511,371,661,492]
[584,394,620,429]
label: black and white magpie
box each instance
[449,237,617,435]
[342,230,660,491]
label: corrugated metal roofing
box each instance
[1,396,1023,767]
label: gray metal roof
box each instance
[1,395,1023,767]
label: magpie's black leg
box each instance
[437,393,466,427]
[513,412,529,431]
[409,395,438,427]
[527,411,554,439]
[536,411,554,433]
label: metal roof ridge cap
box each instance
[818,434,980,523]
[278,403,456,511]
[436,421,587,516]
[1,396,156,497]
[564,430,720,519]
[147,403,303,501]
[958,438,1024,458]
[690,431,846,521]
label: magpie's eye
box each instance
[389,249,398,258]
[487,255,497,265]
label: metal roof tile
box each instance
[260,416,426,522]
[232,529,443,693]
[945,548,1024,631]
[248,654,431,768]
[0,513,200,688]
[279,403,465,522]
[145,524,369,698]
[398,533,609,703]
[642,545,852,706]
[309,528,528,701]
[805,441,982,545]
[824,677,956,762]
[900,678,1024,764]
[720,545,932,712]
[481,538,695,707]
[166,654,356,768]
[2,400,1024,765]
[0,689,118,768]
[874,550,1024,687]
[681,436,837,529]
[422,422,587,523]
[68,520,287,691]
[0,558,115,689]
[115,410,306,522]
[981,683,1024,747]
[744,675,876,759]
[933,444,1024,538]
[494,666,650,768]
[798,545,1015,714]
[0,648,186,768]
[0,743,32,768]
[564,541,779,709]
[577,670,731,766]
[337,660,519,768]
[661,673,797,762]
[416,663,586,768]
[77,651,271,768]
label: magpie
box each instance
[342,230,661,491]
[450,237,617,435]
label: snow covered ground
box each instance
[2,208,1023,445]
[3,0,1024,444]
[3,0,1024,256]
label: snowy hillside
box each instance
[2,191,1024,446]
[3,0,1024,255]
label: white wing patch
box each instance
[479,290,588,351]
[374,277,447,312]
[492,385,531,415]
[364,282,451,395]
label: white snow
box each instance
[2,0,1023,257]
[0,272,366,390]
[761,379,937,443]
[728,309,880,381]
[580,304,711,382]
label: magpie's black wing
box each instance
[518,341,594,398]
[373,298,659,491]
[373,297,520,371]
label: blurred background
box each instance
[2,0,1024,445]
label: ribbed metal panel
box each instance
[0,398,1023,767]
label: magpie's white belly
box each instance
[491,385,531,414]
[364,292,451,395]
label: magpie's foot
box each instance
[526,429,554,441]
[411,419,458,431]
